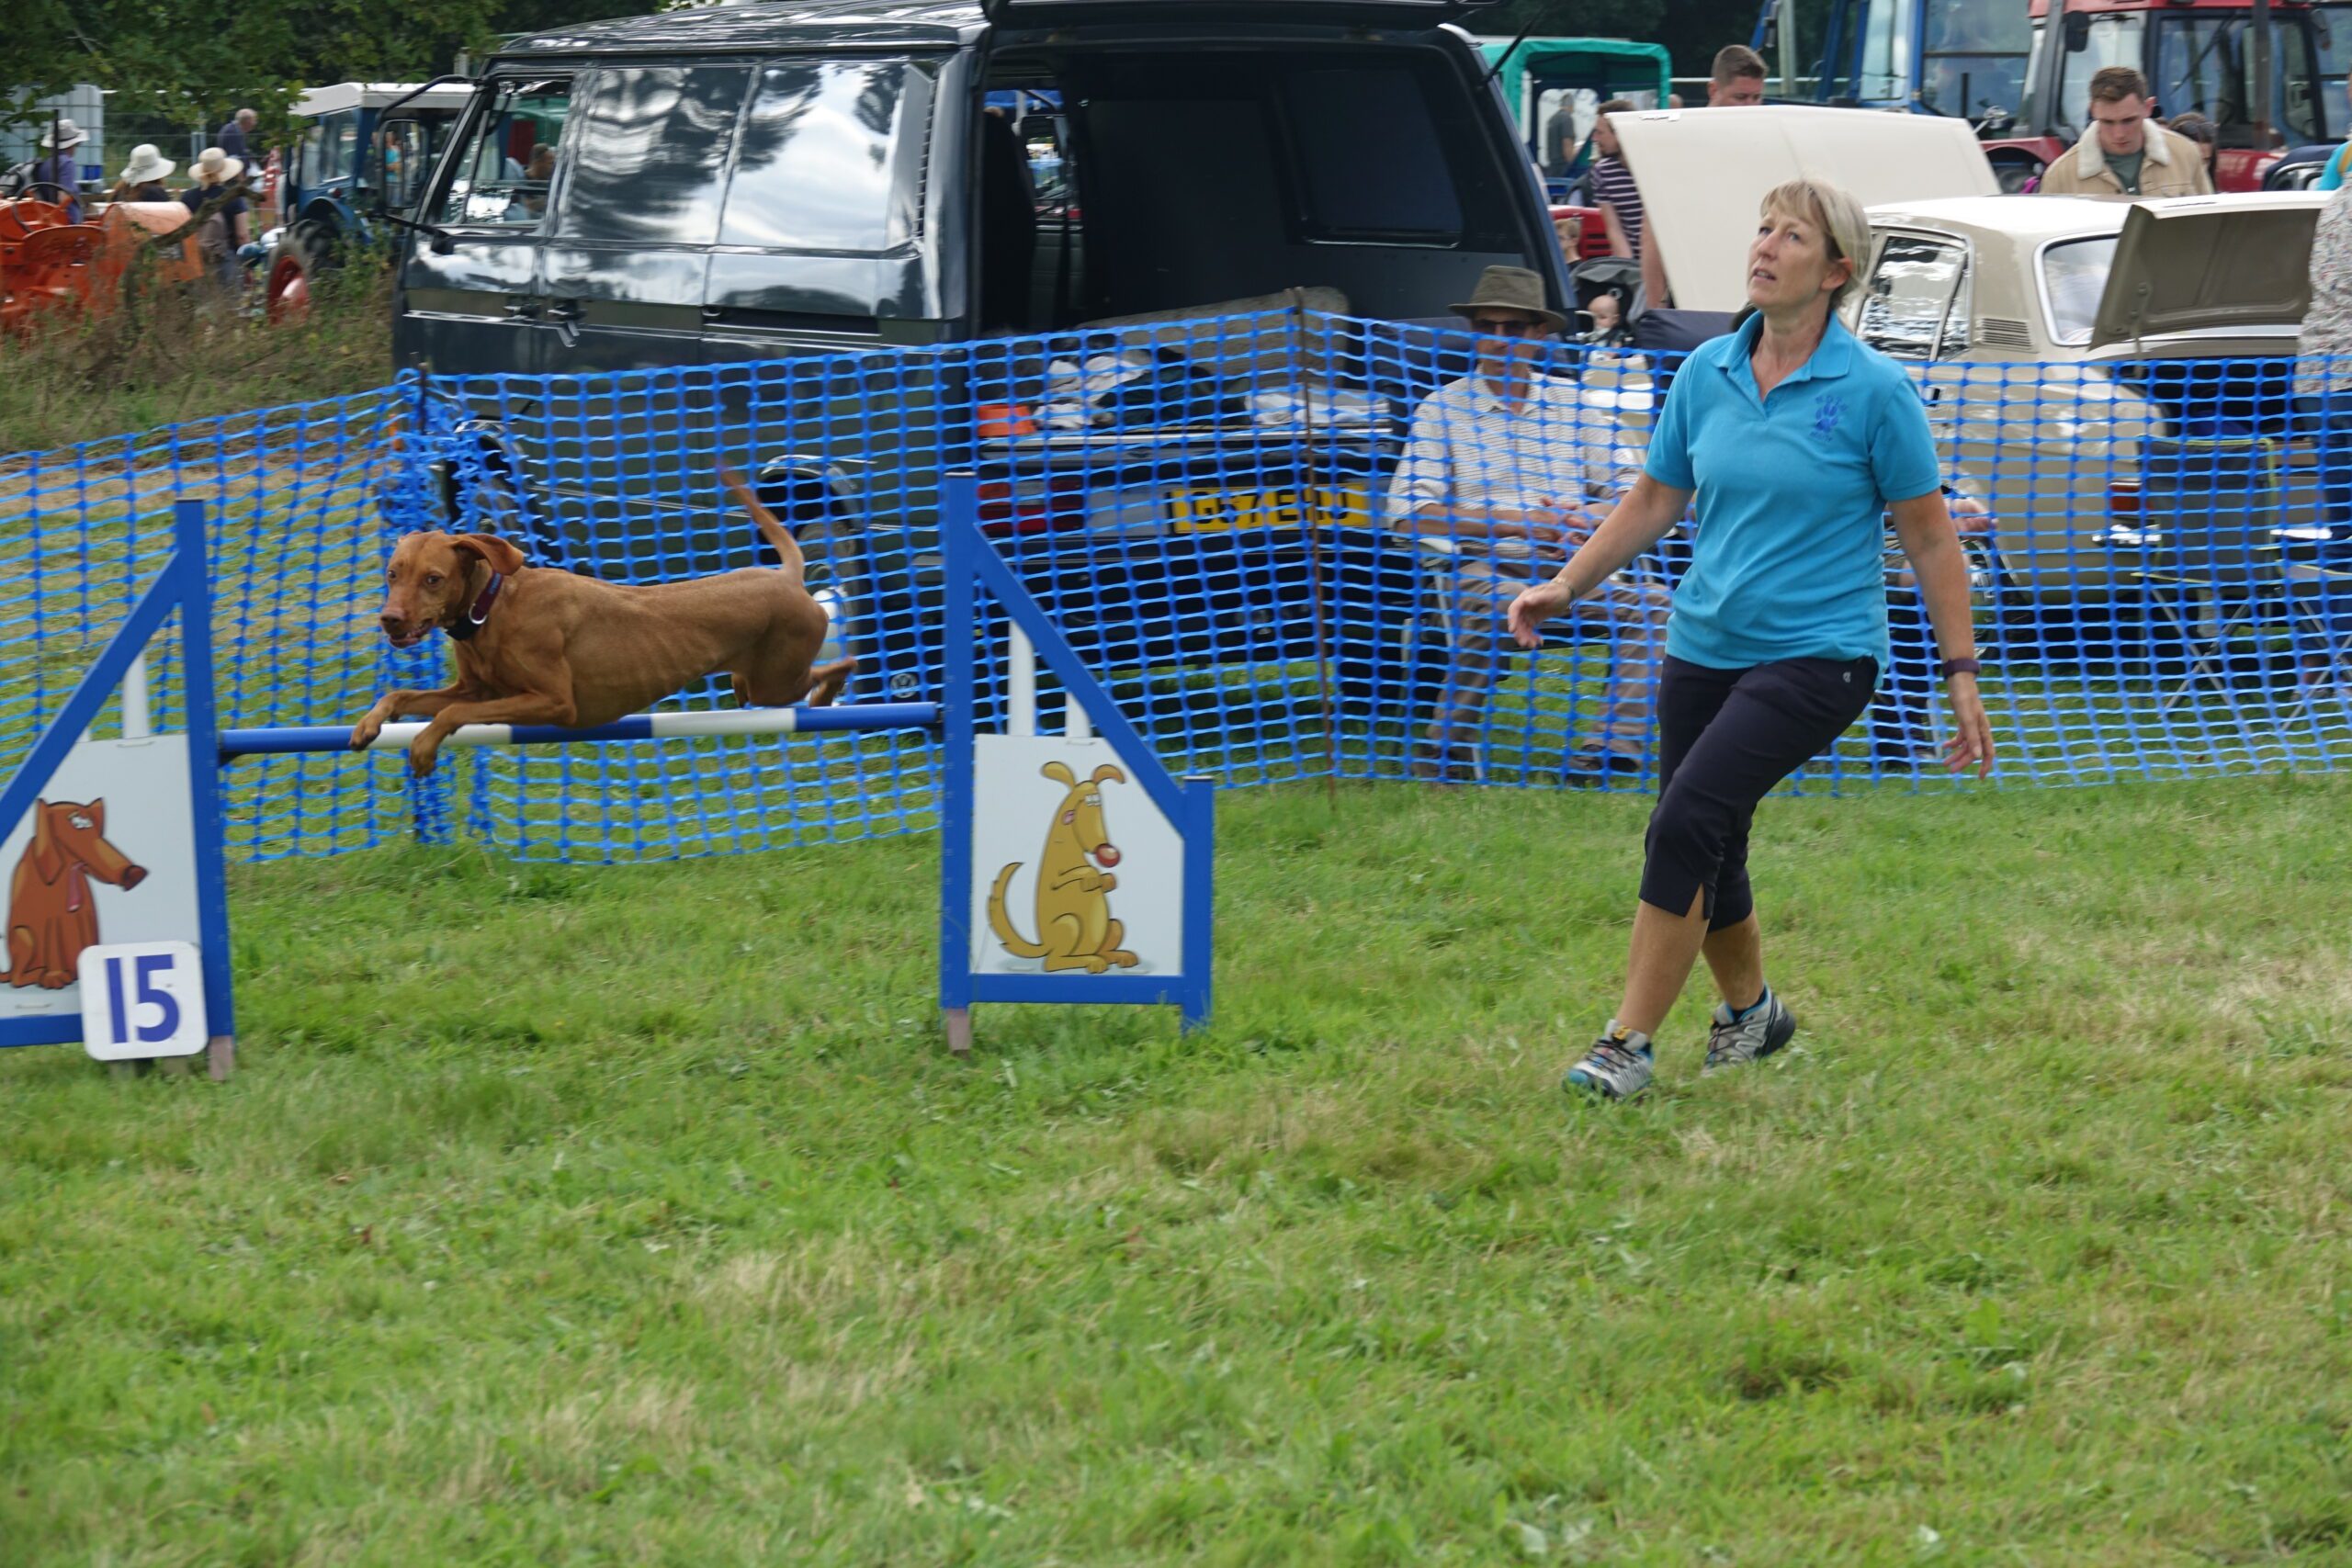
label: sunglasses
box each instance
[1468,316,1546,336]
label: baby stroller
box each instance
[1568,255,1641,346]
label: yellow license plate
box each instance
[1167,484,1372,534]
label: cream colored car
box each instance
[1846,192,2329,592]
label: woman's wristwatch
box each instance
[1937,657,1982,681]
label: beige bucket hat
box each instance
[192,145,245,184]
[1448,265,1568,333]
[119,143,176,184]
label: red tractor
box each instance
[1988,0,2350,191]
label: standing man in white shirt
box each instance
[1385,266,1670,784]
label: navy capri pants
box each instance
[1641,654,1879,929]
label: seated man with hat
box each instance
[1385,265,1671,784]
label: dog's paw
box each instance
[349,716,383,750]
[405,736,443,776]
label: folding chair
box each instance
[2281,551,2352,711]
[2121,435,2284,713]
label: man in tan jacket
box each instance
[2038,66,2214,197]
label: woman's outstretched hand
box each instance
[1943,674,1996,779]
[1506,580,1577,650]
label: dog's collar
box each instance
[448,570,503,642]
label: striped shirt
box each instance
[1383,372,1632,558]
[1589,155,1643,255]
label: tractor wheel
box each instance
[265,221,336,324]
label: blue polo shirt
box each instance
[1643,313,1940,670]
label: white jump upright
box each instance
[0,502,237,1077]
[937,472,1216,1053]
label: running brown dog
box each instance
[353,468,854,775]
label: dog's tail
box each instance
[718,467,806,589]
[987,863,1048,958]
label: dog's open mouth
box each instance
[382,626,429,650]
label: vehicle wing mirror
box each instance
[2062,12,2090,52]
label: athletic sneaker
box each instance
[1563,1026,1654,1100]
[1702,991,1797,1074]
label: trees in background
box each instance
[6,0,655,135]
[10,0,1819,132]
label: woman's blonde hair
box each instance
[1759,177,1871,312]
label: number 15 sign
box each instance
[77,942,209,1061]
[0,502,237,1077]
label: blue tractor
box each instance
[1751,0,2033,131]
[262,81,473,321]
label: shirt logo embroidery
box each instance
[1811,393,1847,442]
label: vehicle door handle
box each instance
[503,299,539,320]
[544,299,582,323]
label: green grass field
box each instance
[6,775,2351,1564]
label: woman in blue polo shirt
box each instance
[1508,177,1994,1101]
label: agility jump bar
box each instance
[216,702,943,761]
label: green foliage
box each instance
[1483,0,1672,51]
[6,0,663,136]
[5,774,2351,1561]
[10,0,1841,132]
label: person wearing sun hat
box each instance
[110,143,177,203]
[28,118,89,219]
[1384,264,1671,784]
[180,146,254,288]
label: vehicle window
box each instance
[2318,9,2349,140]
[438,79,571,228]
[2154,17,2250,129]
[1283,67,1464,239]
[2152,15,2325,141]
[555,66,748,245]
[2056,15,2145,136]
[1921,0,2032,118]
[371,118,424,209]
[1532,86,1594,176]
[718,58,930,253]
[1852,0,1917,101]
[2041,235,2117,345]
[1859,234,1970,361]
[300,113,356,192]
[297,120,328,192]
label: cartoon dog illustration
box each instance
[7,798,146,989]
[988,761,1141,974]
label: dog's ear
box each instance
[452,533,527,575]
[1041,761,1077,786]
[1090,765,1126,786]
[29,800,61,882]
[85,798,105,832]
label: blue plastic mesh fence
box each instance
[6,313,2351,865]
[0,388,434,861]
